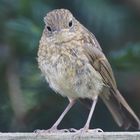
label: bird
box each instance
[37,8,140,132]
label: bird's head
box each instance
[43,9,82,43]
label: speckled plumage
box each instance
[38,32,103,99]
[37,9,140,130]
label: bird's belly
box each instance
[42,58,104,99]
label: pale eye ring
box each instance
[46,26,52,32]
[68,20,73,27]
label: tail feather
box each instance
[100,88,140,130]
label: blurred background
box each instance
[0,0,140,132]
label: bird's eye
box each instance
[46,26,52,32]
[68,20,73,27]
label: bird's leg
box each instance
[36,99,76,133]
[50,99,75,131]
[78,96,102,133]
[82,96,98,131]
[69,96,100,133]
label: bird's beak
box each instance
[53,29,75,43]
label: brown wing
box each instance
[80,23,103,51]
[82,37,140,129]
[80,23,116,88]
[83,44,117,89]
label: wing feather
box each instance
[83,44,117,88]
[81,32,140,129]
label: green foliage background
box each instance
[0,0,140,132]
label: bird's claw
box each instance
[69,128,78,132]
[92,128,103,132]
[34,128,70,133]
[77,128,103,133]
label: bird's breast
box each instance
[38,40,104,99]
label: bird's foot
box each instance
[80,128,103,133]
[34,128,57,133]
[34,127,70,134]
[72,127,103,139]
[73,127,103,134]
[69,127,103,133]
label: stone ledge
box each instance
[0,132,140,140]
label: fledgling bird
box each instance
[37,9,140,132]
